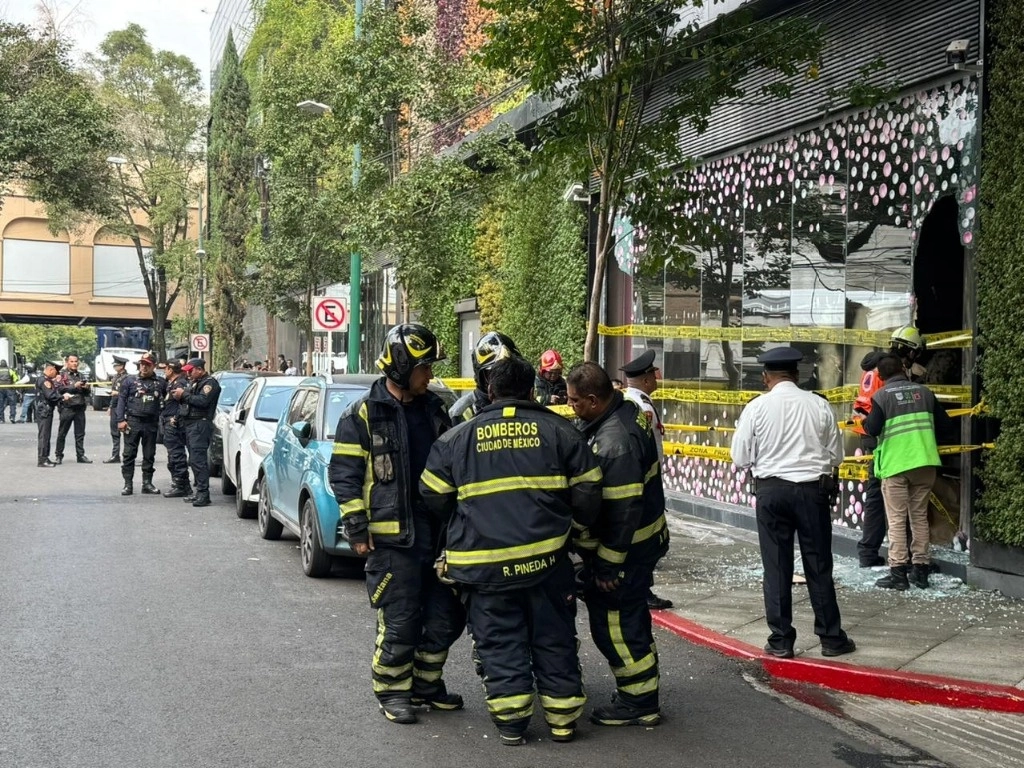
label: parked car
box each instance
[221,376,307,517]
[209,370,284,477]
[256,374,456,577]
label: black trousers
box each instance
[163,419,189,486]
[122,417,158,482]
[585,561,660,711]
[55,406,87,459]
[37,410,54,462]
[363,547,465,703]
[466,557,585,736]
[184,419,212,493]
[755,478,848,651]
[108,409,123,459]
[856,437,887,563]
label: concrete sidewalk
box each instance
[653,513,1024,712]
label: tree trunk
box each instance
[266,312,277,365]
[305,286,314,376]
[584,176,614,362]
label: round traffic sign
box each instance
[191,333,210,351]
[314,298,347,331]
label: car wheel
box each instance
[221,462,236,496]
[257,475,283,541]
[235,460,255,519]
[300,498,333,578]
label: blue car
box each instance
[256,374,456,577]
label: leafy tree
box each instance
[0,323,99,366]
[88,24,208,361]
[0,20,116,218]
[208,32,252,369]
[480,0,825,360]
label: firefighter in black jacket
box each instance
[171,357,221,507]
[115,353,167,496]
[54,354,92,464]
[421,356,603,746]
[161,362,191,497]
[35,362,63,467]
[566,362,670,727]
[448,331,522,423]
[329,323,464,726]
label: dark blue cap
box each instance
[620,349,659,377]
[112,356,128,365]
[757,346,803,371]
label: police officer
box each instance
[115,353,166,496]
[329,323,464,726]
[105,356,130,464]
[0,358,14,423]
[566,362,670,727]
[35,363,62,467]
[171,357,221,507]
[421,356,603,745]
[17,363,40,423]
[619,350,673,611]
[730,347,855,659]
[54,354,92,464]
[161,361,191,498]
[448,331,522,423]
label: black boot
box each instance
[103,455,120,464]
[164,482,190,498]
[182,491,197,503]
[379,698,417,725]
[875,565,909,591]
[121,483,133,496]
[909,564,930,589]
[141,479,161,495]
[191,492,211,508]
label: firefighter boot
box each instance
[379,698,417,724]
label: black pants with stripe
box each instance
[163,419,189,486]
[465,557,585,737]
[363,546,465,703]
[585,561,660,711]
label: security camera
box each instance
[562,182,589,203]
[945,39,970,65]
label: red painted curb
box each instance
[653,611,1024,714]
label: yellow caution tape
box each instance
[928,491,958,528]
[663,423,736,433]
[439,378,476,391]
[838,463,870,482]
[663,442,734,461]
[599,324,974,348]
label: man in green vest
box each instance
[862,354,953,590]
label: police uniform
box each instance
[105,357,129,463]
[730,347,854,659]
[620,350,665,457]
[177,359,221,507]
[116,356,167,495]
[421,399,603,743]
[55,363,91,463]
[161,365,191,497]
[35,368,62,466]
[577,391,669,726]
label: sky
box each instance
[2,0,213,90]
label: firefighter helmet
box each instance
[376,323,445,389]
[472,331,522,390]
[539,349,563,373]
[890,325,924,352]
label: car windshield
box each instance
[326,389,365,439]
[255,386,297,422]
[219,376,253,406]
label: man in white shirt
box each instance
[730,346,855,660]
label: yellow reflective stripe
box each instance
[631,513,666,544]
[645,460,660,483]
[602,482,643,500]
[571,520,588,531]
[487,693,534,719]
[414,650,448,664]
[412,668,442,682]
[545,709,583,726]
[620,676,660,695]
[609,610,635,666]
[569,466,603,486]
[596,544,627,564]
[502,406,516,418]
[368,521,400,535]
[447,532,569,566]
[538,694,587,710]
[421,469,456,495]
[373,660,413,676]
[613,652,657,678]
[333,442,365,457]
[575,538,598,550]
[457,474,569,501]
[373,678,412,692]
[340,499,365,515]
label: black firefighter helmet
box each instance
[472,331,522,390]
[376,323,445,389]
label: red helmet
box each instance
[539,349,563,372]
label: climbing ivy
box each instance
[976,0,1024,547]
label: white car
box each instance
[221,376,306,518]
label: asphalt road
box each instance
[0,412,944,768]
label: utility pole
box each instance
[348,0,364,374]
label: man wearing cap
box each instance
[730,346,855,660]
[105,356,130,464]
[116,354,167,496]
[161,361,192,498]
[619,349,673,610]
[171,358,221,507]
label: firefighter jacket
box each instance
[863,373,953,479]
[449,388,489,423]
[419,399,603,590]
[577,392,669,578]
[330,377,451,548]
[115,374,167,422]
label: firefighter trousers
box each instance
[364,547,465,703]
[585,562,660,711]
[465,557,585,737]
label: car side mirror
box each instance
[291,420,312,443]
